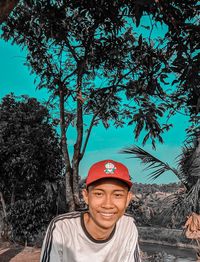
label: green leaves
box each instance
[1,0,198,149]
[0,97,60,181]
[120,145,180,181]
[0,94,63,242]
[121,132,200,224]
[8,195,56,243]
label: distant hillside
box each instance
[133,182,183,194]
[128,182,186,228]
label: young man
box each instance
[40,159,141,262]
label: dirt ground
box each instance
[0,242,41,262]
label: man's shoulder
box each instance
[120,213,137,226]
[49,211,82,226]
[117,214,138,236]
[124,213,136,221]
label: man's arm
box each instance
[133,243,142,262]
[125,217,142,262]
[40,221,63,262]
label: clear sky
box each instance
[0,22,190,185]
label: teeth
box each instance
[100,213,114,217]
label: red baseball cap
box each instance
[86,160,133,188]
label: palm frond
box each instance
[177,135,200,189]
[120,145,180,181]
[156,191,190,227]
[186,178,200,212]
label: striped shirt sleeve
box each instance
[40,220,63,262]
[133,243,141,262]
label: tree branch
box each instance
[65,36,79,63]
[63,68,78,83]
[80,88,115,159]
[80,114,96,159]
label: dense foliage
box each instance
[122,133,200,227]
[0,94,63,243]
[128,182,181,225]
[0,1,199,210]
[0,0,19,23]
[133,182,181,194]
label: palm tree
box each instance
[121,133,200,227]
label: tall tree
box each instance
[1,0,199,210]
[0,93,63,241]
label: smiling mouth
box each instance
[99,212,115,218]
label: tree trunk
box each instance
[65,169,75,211]
[72,96,83,208]
[0,191,9,240]
[72,159,81,209]
[59,86,75,211]
[11,183,15,206]
[0,191,7,220]
[72,61,84,208]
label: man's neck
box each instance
[83,212,115,241]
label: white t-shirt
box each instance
[40,211,141,262]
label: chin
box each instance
[98,221,116,230]
[97,215,118,229]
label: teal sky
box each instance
[0,19,190,185]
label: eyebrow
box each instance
[92,188,127,192]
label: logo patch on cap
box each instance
[104,162,116,174]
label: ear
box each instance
[82,189,89,205]
[126,191,133,208]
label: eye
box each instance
[114,193,124,198]
[93,192,103,197]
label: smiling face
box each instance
[82,178,132,240]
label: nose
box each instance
[102,195,114,209]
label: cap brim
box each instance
[86,176,132,189]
